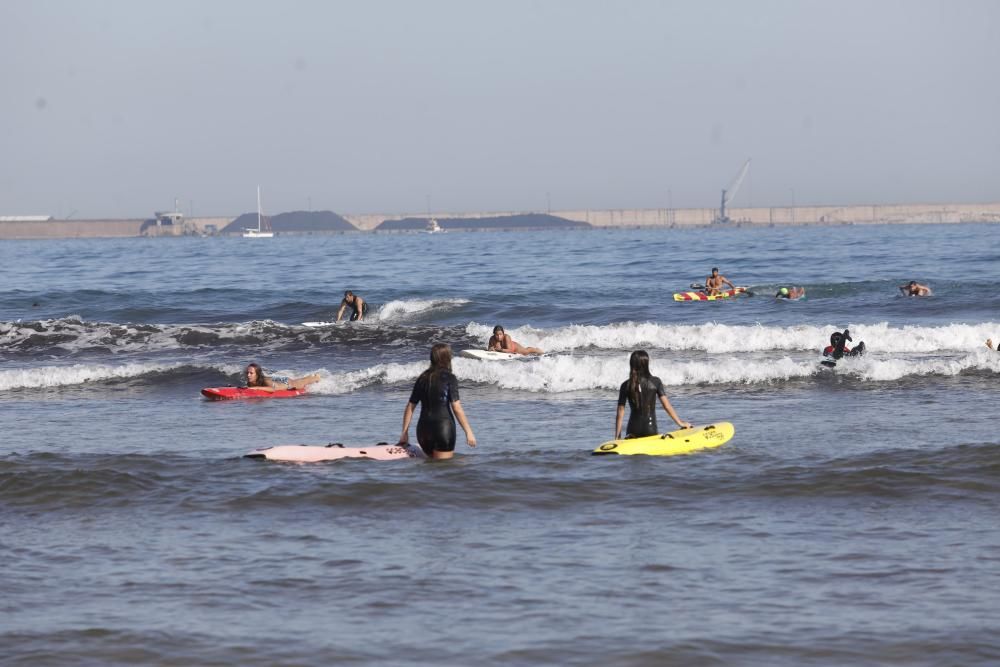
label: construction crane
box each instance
[713,158,751,224]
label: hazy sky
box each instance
[3,0,998,218]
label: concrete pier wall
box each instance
[0,218,145,239]
[0,217,233,239]
[344,201,1000,231]
[2,204,998,239]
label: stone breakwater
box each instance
[2,202,998,239]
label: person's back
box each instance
[823,330,865,359]
[411,370,458,421]
[398,343,477,459]
[618,375,666,437]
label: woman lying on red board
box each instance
[245,362,320,392]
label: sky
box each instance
[2,0,999,219]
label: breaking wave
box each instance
[373,298,470,322]
[465,321,1000,354]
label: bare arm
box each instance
[250,377,284,393]
[615,405,625,440]
[335,300,347,322]
[723,276,736,289]
[659,395,691,429]
[355,297,365,321]
[487,335,500,351]
[397,402,416,445]
[451,400,476,447]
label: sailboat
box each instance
[243,186,274,238]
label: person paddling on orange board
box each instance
[245,362,319,392]
[614,350,690,440]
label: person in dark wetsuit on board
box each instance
[335,291,369,322]
[614,350,691,440]
[398,343,476,460]
[822,329,866,360]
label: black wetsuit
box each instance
[617,375,667,438]
[409,370,460,456]
[347,300,369,321]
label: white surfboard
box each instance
[458,349,521,361]
[302,321,337,328]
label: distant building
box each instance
[153,211,184,226]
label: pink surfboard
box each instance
[245,443,425,462]
[202,386,306,400]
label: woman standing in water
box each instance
[615,350,690,439]
[398,343,476,459]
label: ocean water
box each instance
[2,223,999,666]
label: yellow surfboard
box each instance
[592,422,734,456]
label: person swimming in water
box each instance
[987,339,997,351]
[614,350,691,440]
[487,325,543,355]
[822,330,866,360]
[899,281,932,297]
[245,362,320,391]
[705,267,737,296]
[775,286,805,299]
[397,343,476,460]
[335,291,369,322]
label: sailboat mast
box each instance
[257,185,262,232]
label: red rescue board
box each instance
[201,386,307,400]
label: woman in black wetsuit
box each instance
[614,350,691,440]
[398,343,476,459]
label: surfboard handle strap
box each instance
[661,424,707,439]
[325,442,390,448]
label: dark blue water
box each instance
[3,224,1000,666]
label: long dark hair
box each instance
[246,362,267,387]
[419,343,453,389]
[628,350,651,406]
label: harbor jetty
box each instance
[2,201,998,240]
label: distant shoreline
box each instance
[2,201,998,239]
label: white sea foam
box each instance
[0,318,296,355]
[310,361,427,394]
[316,349,1000,395]
[452,354,819,391]
[465,321,1000,354]
[839,348,1000,382]
[0,362,186,390]
[373,298,470,322]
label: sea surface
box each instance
[2,224,999,666]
